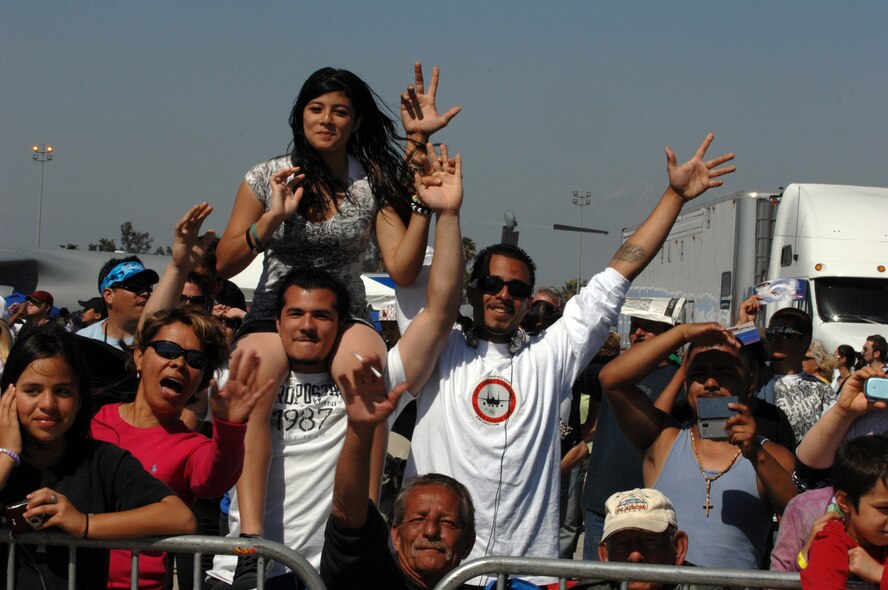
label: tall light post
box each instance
[32,144,54,248]
[572,190,592,292]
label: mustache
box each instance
[490,299,515,312]
[412,541,453,556]
[294,331,319,343]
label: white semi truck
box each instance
[620,183,888,352]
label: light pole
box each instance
[572,190,592,293]
[32,144,54,248]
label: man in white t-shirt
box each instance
[211,144,466,589]
[208,269,357,589]
[387,135,736,576]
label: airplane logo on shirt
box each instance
[471,377,517,425]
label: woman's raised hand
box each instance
[400,62,462,140]
[414,143,463,213]
[209,348,276,424]
[268,167,305,222]
[0,385,22,458]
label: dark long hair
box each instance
[287,67,412,223]
[0,331,94,444]
[837,344,863,371]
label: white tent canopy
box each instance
[0,247,396,313]
[229,254,395,311]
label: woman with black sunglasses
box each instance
[0,330,197,589]
[91,307,274,589]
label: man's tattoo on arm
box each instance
[613,242,647,263]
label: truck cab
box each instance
[766,183,888,352]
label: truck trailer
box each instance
[620,183,888,352]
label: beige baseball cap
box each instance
[602,488,677,541]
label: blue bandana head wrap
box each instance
[99,261,160,293]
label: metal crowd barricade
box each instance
[434,556,808,590]
[1,528,327,590]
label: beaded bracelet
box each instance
[0,448,21,467]
[410,196,433,217]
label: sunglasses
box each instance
[25,297,43,306]
[530,300,561,316]
[630,320,669,335]
[113,280,153,295]
[180,294,208,306]
[147,340,208,369]
[765,326,805,339]
[472,275,532,299]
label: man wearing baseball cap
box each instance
[77,297,107,328]
[580,488,725,590]
[77,256,159,350]
[9,290,64,340]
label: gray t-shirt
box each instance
[243,155,381,323]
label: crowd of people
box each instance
[1,61,887,590]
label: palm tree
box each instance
[461,237,477,293]
[462,237,477,268]
[560,278,582,300]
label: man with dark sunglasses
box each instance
[180,271,214,312]
[390,134,736,582]
[746,303,837,443]
[77,256,159,350]
[9,290,65,340]
[77,204,214,352]
[861,334,887,374]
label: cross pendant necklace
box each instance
[703,481,714,517]
[690,426,741,518]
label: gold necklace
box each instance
[689,426,742,518]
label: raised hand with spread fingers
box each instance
[666,133,736,202]
[400,62,462,142]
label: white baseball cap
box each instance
[602,488,677,541]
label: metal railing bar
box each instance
[433,556,803,590]
[193,552,202,589]
[2,530,325,590]
[67,545,76,590]
[130,549,140,590]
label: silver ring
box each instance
[49,494,57,505]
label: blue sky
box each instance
[3,1,887,287]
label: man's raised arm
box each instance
[396,144,464,391]
[139,202,214,328]
[600,323,731,454]
[330,358,409,529]
[609,133,735,281]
